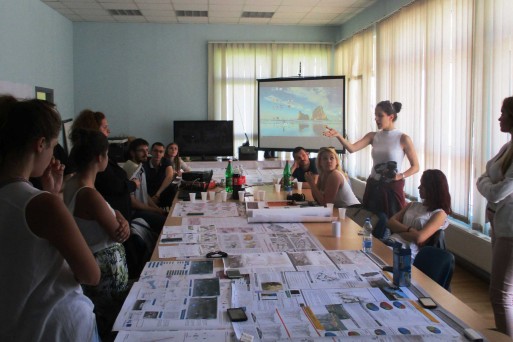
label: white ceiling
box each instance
[41,0,377,26]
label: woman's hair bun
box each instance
[392,102,402,114]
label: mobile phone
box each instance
[418,296,437,309]
[227,307,248,322]
[226,269,242,279]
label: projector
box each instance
[239,146,258,160]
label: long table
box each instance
[148,185,507,341]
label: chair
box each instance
[413,246,455,291]
[423,229,446,250]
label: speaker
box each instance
[239,146,258,160]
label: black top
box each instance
[95,158,136,220]
[143,158,172,197]
[292,157,318,182]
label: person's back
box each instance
[0,182,95,341]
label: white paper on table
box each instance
[286,251,338,271]
[163,225,201,234]
[114,330,234,342]
[160,233,200,245]
[159,244,202,258]
[223,252,295,274]
[247,213,335,223]
[113,281,231,331]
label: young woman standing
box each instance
[324,101,419,217]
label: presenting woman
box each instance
[305,147,360,208]
[324,101,419,217]
[0,95,100,341]
[476,96,513,337]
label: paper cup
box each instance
[326,203,334,210]
[221,191,228,202]
[201,192,208,201]
[209,191,216,201]
[238,191,245,202]
[258,190,266,201]
[296,182,303,191]
[189,193,196,202]
[274,184,281,192]
[253,191,259,201]
[338,208,346,220]
[332,221,341,237]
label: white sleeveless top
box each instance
[0,181,95,341]
[389,202,449,259]
[66,186,116,254]
[370,129,405,180]
[333,172,360,208]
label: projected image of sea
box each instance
[260,86,343,137]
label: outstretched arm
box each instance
[323,126,374,153]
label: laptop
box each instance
[177,170,213,200]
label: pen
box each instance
[187,212,204,216]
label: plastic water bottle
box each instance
[393,243,412,287]
[362,218,373,253]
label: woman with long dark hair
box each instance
[387,169,452,260]
[0,95,100,341]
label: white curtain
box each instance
[208,42,332,157]
[334,28,375,180]
[375,0,474,218]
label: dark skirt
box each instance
[362,177,406,218]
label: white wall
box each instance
[73,23,338,145]
[0,0,74,119]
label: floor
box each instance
[450,263,495,328]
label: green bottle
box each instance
[225,160,233,193]
[283,160,292,192]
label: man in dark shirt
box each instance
[143,142,176,207]
[291,146,318,189]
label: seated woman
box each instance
[305,147,360,208]
[64,129,130,338]
[165,142,191,177]
[386,169,452,259]
[0,96,100,341]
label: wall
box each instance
[0,0,74,119]
[336,0,413,42]
[74,23,337,144]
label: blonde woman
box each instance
[305,147,360,208]
[477,96,513,336]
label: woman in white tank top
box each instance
[324,101,419,217]
[305,147,360,208]
[0,96,100,341]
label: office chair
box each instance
[423,229,446,250]
[413,246,455,291]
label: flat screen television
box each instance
[173,120,234,160]
[258,76,345,153]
